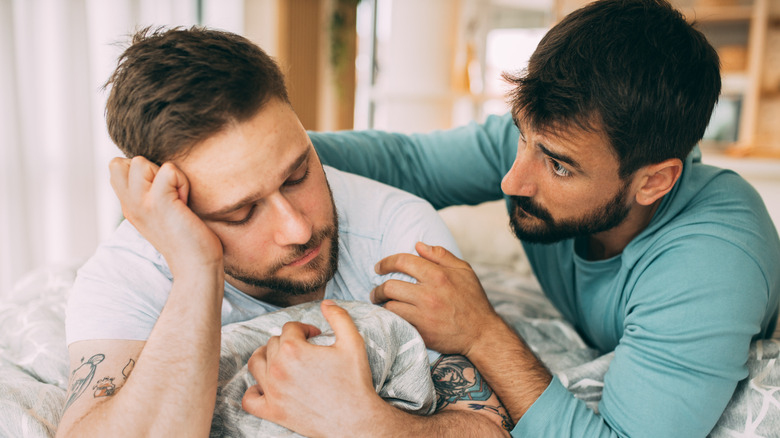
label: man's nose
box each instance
[501,153,537,198]
[269,193,313,246]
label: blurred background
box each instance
[2,0,779,298]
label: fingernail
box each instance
[322,299,335,306]
[419,242,431,251]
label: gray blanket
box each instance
[210,300,436,437]
[1,265,779,437]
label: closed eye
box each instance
[284,168,310,187]
[224,204,256,226]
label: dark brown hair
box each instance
[504,0,721,179]
[105,26,289,164]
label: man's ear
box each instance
[633,158,683,206]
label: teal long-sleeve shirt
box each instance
[310,113,780,437]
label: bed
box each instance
[1,257,778,437]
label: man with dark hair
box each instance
[57,27,510,437]
[295,0,780,436]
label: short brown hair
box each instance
[105,26,289,164]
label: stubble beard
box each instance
[225,190,340,301]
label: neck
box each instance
[587,199,661,260]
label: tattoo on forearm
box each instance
[64,354,105,411]
[93,377,117,397]
[122,358,135,379]
[63,354,135,413]
[431,354,514,431]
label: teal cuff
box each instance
[510,376,571,437]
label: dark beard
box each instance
[508,185,631,244]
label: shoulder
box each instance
[75,220,171,287]
[325,165,443,239]
[323,166,461,299]
[630,163,780,277]
[623,162,780,329]
[66,221,172,344]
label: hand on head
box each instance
[108,156,223,275]
[372,242,503,357]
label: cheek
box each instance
[299,177,336,224]
[215,225,273,264]
[541,181,600,217]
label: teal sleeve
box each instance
[512,377,620,438]
[600,237,768,437]
[515,237,769,437]
[309,113,519,209]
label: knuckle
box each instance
[431,245,448,257]
[278,338,300,360]
[387,257,404,273]
[381,280,397,295]
[247,346,266,368]
[422,292,442,310]
[269,360,288,381]
[428,269,449,286]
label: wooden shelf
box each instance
[554,0,780,155]
[685,0,780,156]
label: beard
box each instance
[508,184,631,244]
[225,187,340,300]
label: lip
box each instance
[286,244,321,267]
[514,204,530,217]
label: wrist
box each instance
[337,395,403,438]
[169,262,225,303]
[464,312,512,358]
[465,315,552,423]
[169,257,224,282]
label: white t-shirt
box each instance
[65,166,460,345]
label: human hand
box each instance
[371,242,505,357]
[108,156,223,275]
[242,300,391,437]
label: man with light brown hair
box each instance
[57,27,510,437]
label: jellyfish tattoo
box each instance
[63,354,105,411]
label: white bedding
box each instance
[1,264,778,437]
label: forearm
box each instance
[466,316,552,424]
[353,354,511,437]
[58,272,224,437]
[311,114,516,209]
[359,403,508,438]
[431,354,513,432]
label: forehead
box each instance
[173,100,310,214]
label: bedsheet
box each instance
[1,264,778,437]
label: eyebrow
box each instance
[515,116,585,173]
[200,148,311,219]
[536,142,583,173]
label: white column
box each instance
[372,0,459,133]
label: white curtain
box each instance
[0,0,244,299]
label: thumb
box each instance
[320,300,362,348]
[415,241,465,268]
[241,384,268,417]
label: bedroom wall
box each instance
[0,0,245,299]
[2,0,778,299]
